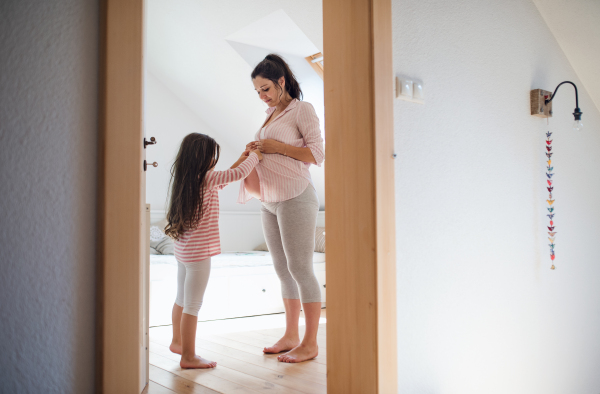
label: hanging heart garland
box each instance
[546,131,556,270]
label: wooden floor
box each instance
[146,310,327,393]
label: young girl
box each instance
[164,133,262,369]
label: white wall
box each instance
[0,1,98,392]
[392,0,600,393]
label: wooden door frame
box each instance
[97,0,397,392]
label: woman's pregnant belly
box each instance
[244,168,261,200]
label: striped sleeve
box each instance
[206,153,259,190]
[297,102,325,167]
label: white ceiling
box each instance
[225,9,320,57]
[532,0,600,112]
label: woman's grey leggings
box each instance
[175,257,211,316]
[261,185,321,304]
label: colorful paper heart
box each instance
[546,146,552,152]
[546,140,552,145]
[551,255,555,260]
[546,173,554,179]
[548,232,557,237]
[546,131,552,138]
[546,152,553,159]
[547,199,555,205]
[547,207,554,212]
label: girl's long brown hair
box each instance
[164,133,220,240]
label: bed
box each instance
[150,251,326,326]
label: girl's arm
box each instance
[230,151,252,169]
[207,151,261,190]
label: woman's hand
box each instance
[246,141,259,151]
[256,139,285,154]
[251,149,263,161]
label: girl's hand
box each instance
[246,141,259,151]
[238,150,250,161]
[251,149,263,161]
[256,139,285,154]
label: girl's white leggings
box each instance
[174,257,211,316]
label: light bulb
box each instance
[573,119,584,131]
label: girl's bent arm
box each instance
[230,151,250,169]
[206,152,259,190]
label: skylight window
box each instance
[306,52,323,80]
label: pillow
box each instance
[253,226,326,253]
[314,226,325,253]
[150,236,174,255]
[149,221,175,255]
[254,242,269,251]
[149,225,165,242]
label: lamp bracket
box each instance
[530,89,553,118]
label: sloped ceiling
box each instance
[532,0,600,112]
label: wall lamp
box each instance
[530,81,583,131]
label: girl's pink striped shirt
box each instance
[174,153,259,263]
[237,99,324,204]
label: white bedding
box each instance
[149,251,326,325]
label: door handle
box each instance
[143,160,158,171]
[144,137,156,148]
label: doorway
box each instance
[98,0,397,393]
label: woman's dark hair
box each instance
[251,53,303,101]
[164,133,220,240]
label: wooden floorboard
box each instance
[211,332,327,363]
[149,365,220,394]
[149,312,327,394]
[150,334,326,383]
[146,380,179,394]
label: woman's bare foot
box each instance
[263,336,300,354]
[169,342,182,355]
[277,343,318,363]
[180,355,217,369]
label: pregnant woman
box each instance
[239,54,324,363]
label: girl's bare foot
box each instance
[263,336,300,354]
[169,342,182,355]
[277,343,318,363]
[180,355,217,369]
